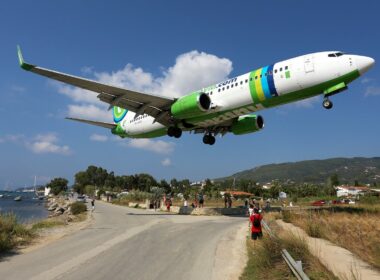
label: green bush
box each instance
[70,202,87,215]
[0,213,34,253]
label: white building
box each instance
[336,185,370,197]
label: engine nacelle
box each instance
[231,115,264,135]
[171,92,211,119]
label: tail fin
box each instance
[112,106,128,123]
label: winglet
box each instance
[17,45,35,71]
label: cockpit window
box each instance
[328,53,336,57]
[335,52,344,57]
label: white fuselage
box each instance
[120,51,371,137]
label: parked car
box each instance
[311,200,326,206]
[344,199,355,205]
[332,199,344,204]
[77,195,86,203]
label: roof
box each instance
[337,185,370,191]
[224,191,253,196]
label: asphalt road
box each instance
[0,201,247,280]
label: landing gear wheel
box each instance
[203,134,216,145]
[173,128,182,138]
[167,127,175,137]
[323,98,333,109]
[208,136,216,145]
[167,127,182,138]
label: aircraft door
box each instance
[304,56,314,73]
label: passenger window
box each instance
[227,86,229,89]
[231,84,234,88]
[250,77,252,81]
[285,66,288,70]
[255,76,257,80]
[218,88,221,92]
[240,81,243,85]
[235,83,238,86]
[260,74,262,78]
[245,79,248,83]
[222,87,225,91]
[280,67,283,71]
[274,69,277,73]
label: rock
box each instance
[55,207,65,214]
[48,205,57,211]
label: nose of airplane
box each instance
[355,55,375,75]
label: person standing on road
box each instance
[198,193,204,208]
[250,208,263,242]
[91,198,95,211]
[228,196,232,208]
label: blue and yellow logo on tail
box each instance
[113,106,128,123]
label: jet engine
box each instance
[231,115,264,135]
[171,92,211,119]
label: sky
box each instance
[0,0,379,188]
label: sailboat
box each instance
[14,196,22,201]
[34,176,45,200]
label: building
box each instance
[336,185,370,197]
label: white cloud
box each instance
[54,50,233,123]
[90,134,108,142]
[161,158,171,166]
[67,104,113,123]
[365,86,380,97]
[26,133,72,155]
[361,77,373,84]
[1,133,71,155]
[127,139,175,155]
[10,85,26,93]
[293,96,321,108]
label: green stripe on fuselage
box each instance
[249,71,260,104]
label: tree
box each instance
[328,174,340,187]
[47,178,68,195]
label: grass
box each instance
[240,236,295,280]
[0,213,34,253]
[281,209,380,269]
[241,210,338,280]
[31,219,65,230]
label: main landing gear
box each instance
[323,98,333,110]
[167,127,182,138]
[203,133,216,145]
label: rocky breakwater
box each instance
[46,197,73,219]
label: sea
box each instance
[0,191,49,223]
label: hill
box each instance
[220,157,380,185]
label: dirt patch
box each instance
[277,220,380,280]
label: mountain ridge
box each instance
[218,157,380,185]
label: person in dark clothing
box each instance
[224,195,228,208]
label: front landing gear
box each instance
[167,127,182,138]
[323,98,333,110]
[203,134,215,145]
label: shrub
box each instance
[70,202,87,215]
[0,213,34,253]
[282,211,293,223]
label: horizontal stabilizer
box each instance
[66,117,116,129]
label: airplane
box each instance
[17,46,374,145]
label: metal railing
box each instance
[261,220,310,280]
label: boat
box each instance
[0,194,4,198]
[14,196,22,201]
